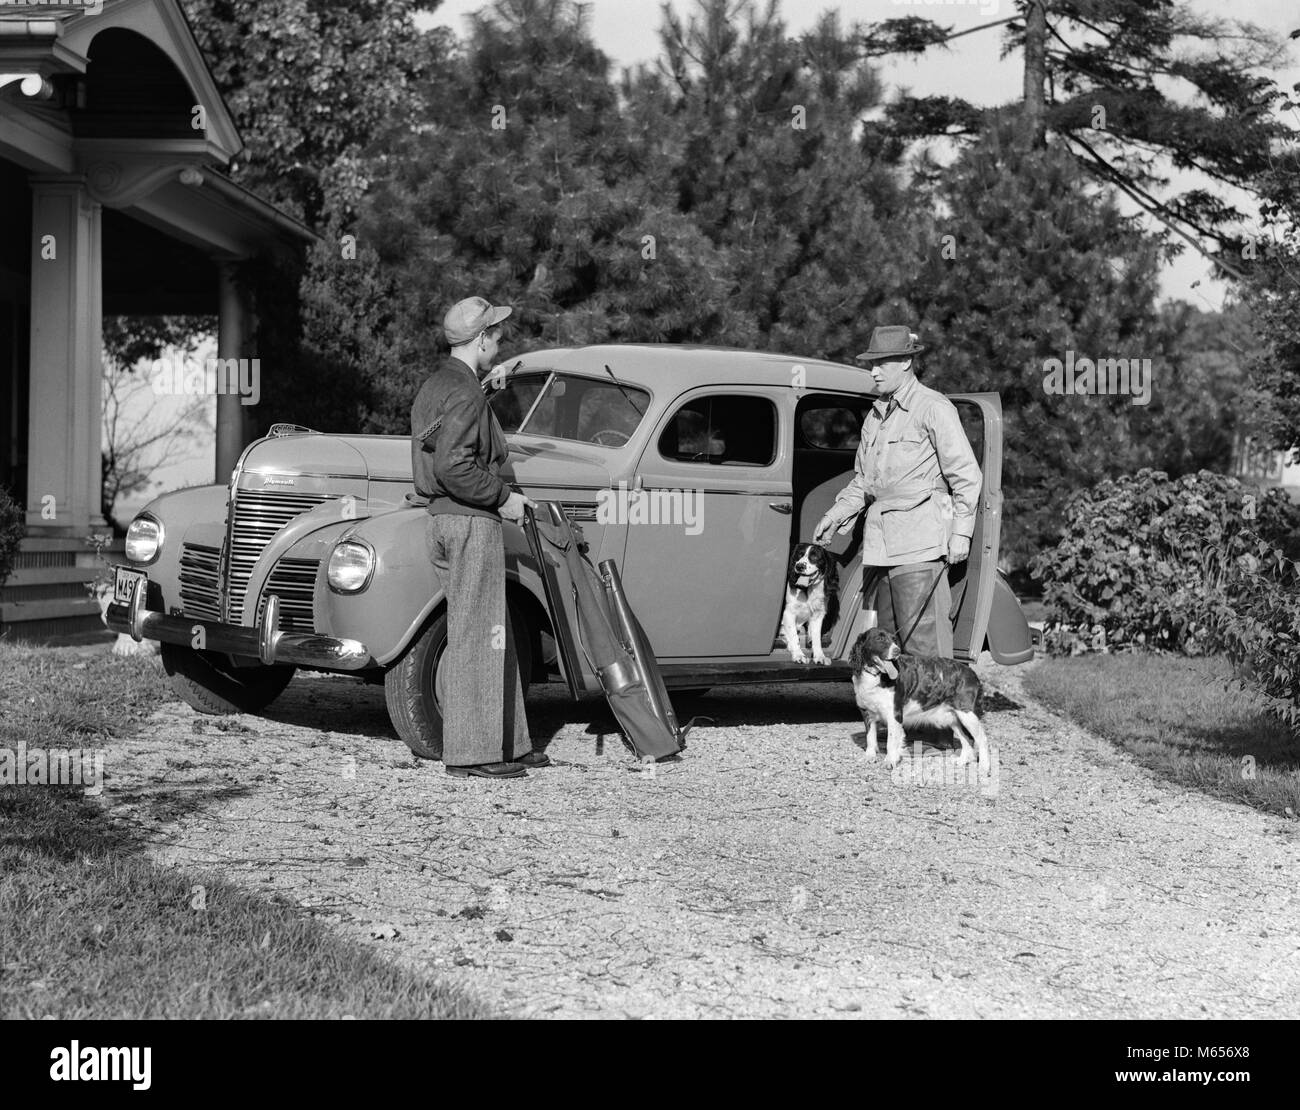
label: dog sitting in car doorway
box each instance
[780,542,839,665]
[848,626,988,769]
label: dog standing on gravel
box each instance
[848,626,988,769]
[780,542,839,665]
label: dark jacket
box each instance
[411,357,511,519]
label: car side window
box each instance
[951,399,985,468]
[797,396,871,450]
[658,395,777,466]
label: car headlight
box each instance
[124,514,164,565]
[327,540,375,592]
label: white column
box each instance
[25,176,105,532]
[215,262,248,483]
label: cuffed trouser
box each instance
[871,560,952,658]
[426,514,531,766]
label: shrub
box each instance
[1030,469,1300,654]
[0,486,24,588]
[1212,546,1300,731]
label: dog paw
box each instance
[863,747,878,761]
[812,653,829,666]
[790,651,809,664]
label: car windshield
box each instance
[487,370,650,448]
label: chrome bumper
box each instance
[105,584,371,671]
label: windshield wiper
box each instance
[603,363,644,418]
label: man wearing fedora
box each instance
[813,325,982,657]
[410,296,545,779]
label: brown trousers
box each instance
[426,514,531,766]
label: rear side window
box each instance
[797,396,870,450]
[658,395,777,466]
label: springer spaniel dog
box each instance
[780,542,839,665]
[848,627,989,769]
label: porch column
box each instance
[215,262,249,483]
[25,175,105,532]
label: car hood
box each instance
[239,433,411,482]
[238,431,613,497]
[505,436,614,491]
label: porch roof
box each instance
[0,0,315,257]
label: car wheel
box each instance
[384,601,532,761]
[160,643,296,715]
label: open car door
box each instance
[945,392,1003,662]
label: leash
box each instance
[897,558,949,651]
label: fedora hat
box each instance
[855,325,925,362]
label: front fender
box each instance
[130,484,229,610]
[315,507,550,667]
[985,573,1034,665]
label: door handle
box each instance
[768,502,792,514]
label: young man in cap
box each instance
[813,325,982,657]
[411,296,545,779]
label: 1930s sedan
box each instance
[107,344,1033,757]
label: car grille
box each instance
[257,557,320,634]
[560,501,598,523]
[179,543,222,622]
[225,488,334,623]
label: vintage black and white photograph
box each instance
[0,0,1297,1060]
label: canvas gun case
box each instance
[523,502,684,761]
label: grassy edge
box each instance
[1021,652,1300,821]
[0,644,495,1019]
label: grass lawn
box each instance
[1023,652,1300,820]
[0,643,491,1019]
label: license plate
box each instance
[113,566,146,604]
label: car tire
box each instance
[160,643,296,715]
[384,601,532,761]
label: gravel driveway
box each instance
[101,656,1300,1019]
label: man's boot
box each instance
[882,561,952,657]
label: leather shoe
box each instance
[445,761,527,779]
[516,751,552,768]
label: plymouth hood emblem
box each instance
[263,477,296,486]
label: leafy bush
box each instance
[0,486,24,588]
[1030,469,1300,654]
[1212,546,1300,731]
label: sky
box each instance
[117,0,1300,518]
